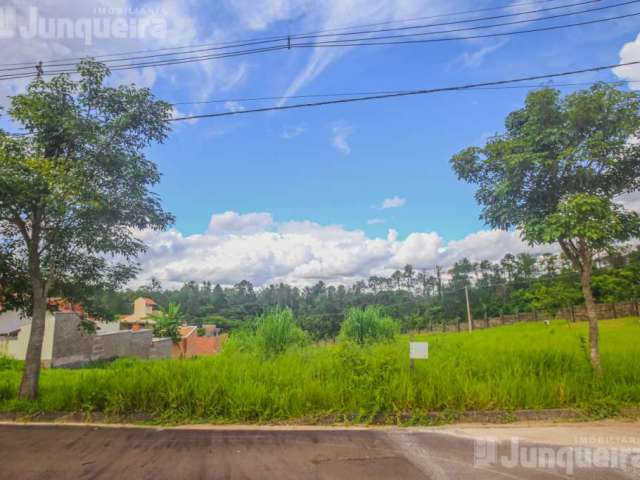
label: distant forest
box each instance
[96,247,640,339]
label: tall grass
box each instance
[1,318,639,423]
[339,306,398,345]
[229,309,307,359]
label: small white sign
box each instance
[409,341,429,359]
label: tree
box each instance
[0,60,173,399]
[451,84,640,372]
[149,302,183,344]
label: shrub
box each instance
[150,302,183,343]
[254,309,308,359]
[0,357,22,371]
[339,306,398,345]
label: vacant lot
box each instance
[1,318,639,423]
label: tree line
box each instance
[98,246,640,340]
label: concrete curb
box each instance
[0,407,638,427]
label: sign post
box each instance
[409,341,428,373]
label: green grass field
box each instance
[1,317,639,424]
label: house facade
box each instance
[0,311,171,367]
[119,297,158,330]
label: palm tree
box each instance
[148,302,183,344]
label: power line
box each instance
[290,0,604,41]
[0,1,634,80]
[0,38,288,73]
[168,59,640,121]
[297,0,570,35]
[0,0,579,69]
[0,45,289,80]
[169,80,638,107]
[294,10,640,48]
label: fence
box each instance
[429,300,640,333]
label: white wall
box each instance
[0,310,26,335]
[94,320,120,334]
[7,312,56,363]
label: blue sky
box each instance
[2,0,640,286]
[144,0,639,239]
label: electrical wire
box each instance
[169,80,638,106]
[290,0,604,41]
[168,59,640,121]
[0,0,581,69]
[293,10,640,48]
[0,0,633,80]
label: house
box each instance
[119,297,159,331]
[172,324,223,359]
[0,300,139,367]
[172,326,198,359]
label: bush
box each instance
[0,357,22,371]
[254,309,308,358]
[339,306,398,345]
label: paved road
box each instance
[0,424,637,479]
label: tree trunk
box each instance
[18,279,47,400]
[559,239,601,375]
[579,259,601,374]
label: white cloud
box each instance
[271,0,453,104]
[613,32,640,88]
[208,211,274,235]
[456,39,508,68]
[281,124,306,139]
[171,106,198,125]
[0,0,251,112]
[223,101,245,112]
[330,121,353,154]
[438,229,541,265]
[133,211,546,288]
[367,218,385,225]
[381,196,406,209]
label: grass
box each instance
[1,317,639,424]
[339,306,398,345]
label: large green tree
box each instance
[0,60,173,399]
[451,84,640,371]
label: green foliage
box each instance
[94,246,640,339]
[450,83,640,272]
[232,309,308,359]
[0,357,22,371]
[0,318,638,422]
[525,278,583,315]
[451,84,640,233]
[0,59,173,318]
[451,84,640,370]
[339,306,398,345]
[524,194,640,253]
[150,302,183,344]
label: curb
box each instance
[0,407,638,427]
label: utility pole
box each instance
[465,285,473,332]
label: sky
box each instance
[1,0,639,288]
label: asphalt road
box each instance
[0,424,637,479]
